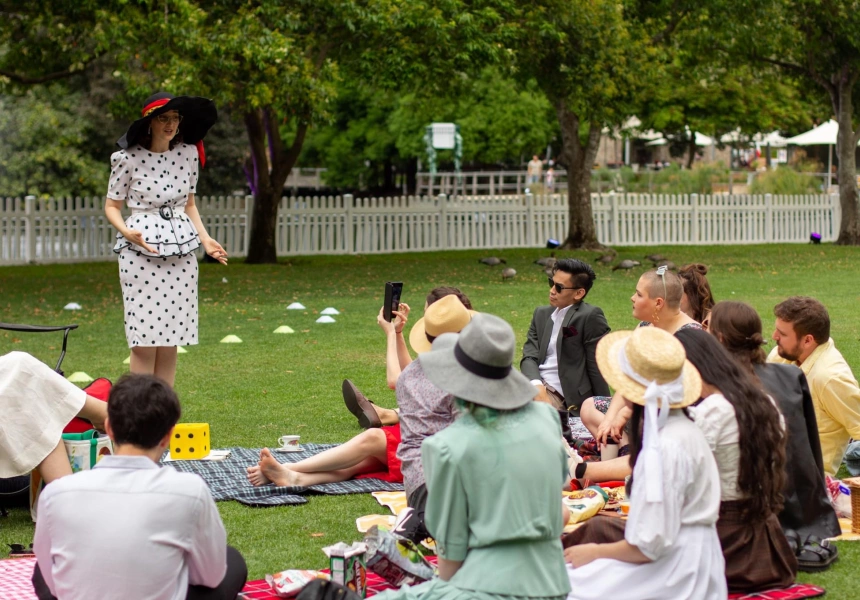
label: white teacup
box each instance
[277,435,301,452]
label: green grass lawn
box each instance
[1,244,858,592]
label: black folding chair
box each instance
[0,323,78,376]
[0,323,78,516]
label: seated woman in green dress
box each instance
[374,313,572,600]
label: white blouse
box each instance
[107,143,201,257]
[689,393,743,501]
[624,411,722,560]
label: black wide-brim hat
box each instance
[117,92,217,152]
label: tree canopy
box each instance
[3,0,860,254]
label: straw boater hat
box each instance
[117,92,218,167]
[420,313,537,410]
[595,327,702,408]
[409,295,475,354]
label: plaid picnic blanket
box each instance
[162,446,403,506]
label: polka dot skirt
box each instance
[118,251,198,347]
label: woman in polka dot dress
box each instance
[105,92,225,387]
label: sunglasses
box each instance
[548,277,578,293]
[154,114,183,125]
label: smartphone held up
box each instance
[383,282,404,322]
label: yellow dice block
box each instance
[170,423,211,460]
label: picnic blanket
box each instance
[162,446,403,506]
[832,517,860,541]
[241,556,439,600]
[0,558,37,600]
[240,570,402,599]
[240,568,824,600]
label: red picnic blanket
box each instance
[240,553,824,600]
[0,557,825,600]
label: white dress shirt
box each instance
[34,454,227,600]
[536,304,572,393]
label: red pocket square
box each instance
[562,325,578,338]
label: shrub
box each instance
[590,162,727,195]
[749,167,822,195]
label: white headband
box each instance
[617,341,685,503]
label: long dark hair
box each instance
[626,402,694,499]
[675,328,786,521]
[626,403,645,498]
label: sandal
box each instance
[796,535,838,572]
[784,529,800,555]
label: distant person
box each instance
[545,167,555,192]
[767,296,860,476]
[527,155,544,185]
[33,374,247,600]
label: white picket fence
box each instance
[0,193,840,265]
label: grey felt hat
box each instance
[420,313,537,410]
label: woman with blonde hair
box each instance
[581,266,701,441]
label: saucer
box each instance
[274,446,304,453]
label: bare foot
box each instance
[246,464,271,486]
[258,448,302,487]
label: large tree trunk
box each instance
[244,108,308,263]
[833,79,860,245]
[555,100,603,249]
[246,188,281,264]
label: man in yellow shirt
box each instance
[767,296,860,476]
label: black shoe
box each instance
[342,380,382,429]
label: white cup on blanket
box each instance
[276,435,301,452]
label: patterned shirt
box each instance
[395,359,456,498]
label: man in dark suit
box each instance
[521,259,611,418]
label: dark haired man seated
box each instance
[32,374,247,600]
[521,258,611,439]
